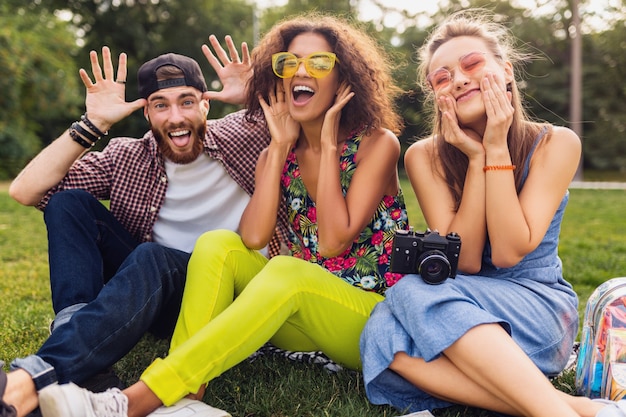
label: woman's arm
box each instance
[405,138,487,274]
[316,127,401,257]
[478,73,581,266]
[312,83,404,257]
[239,146,289,249]
[485,126,581,267]
[10,47,144,206]
[239,84,299,249]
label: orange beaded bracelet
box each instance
[483,164,516,172]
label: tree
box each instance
[263,0,356,23]
[4,0,626,177]
[357,0,626,172]
[581,20,626,170]
[0,4,82,179]
[39,0,258,139]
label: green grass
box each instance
[1,181,626,417]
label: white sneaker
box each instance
[38,382,128,417]
[594,399,626,417]
[395,411,435,417]
[147,399,231,417]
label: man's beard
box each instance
[153,123,206,164]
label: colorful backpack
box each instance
[576,277,626,400]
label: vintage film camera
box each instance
[390,228,461,285]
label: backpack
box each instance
[576,277,626,400]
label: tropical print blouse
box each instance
[281,130,409,295]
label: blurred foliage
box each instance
[43,0,260,141]
[1,0,625,179]
[0,3,82,178]
[582,19,626,170]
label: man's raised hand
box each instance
[202,35,252,105]
[79,46,145,133]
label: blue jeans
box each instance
[11,190,189,386]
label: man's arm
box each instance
[9,130,95,206]
[9,46,145,206]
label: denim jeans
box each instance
[11,190,189,385]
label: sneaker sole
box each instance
[147,399,231,417]
[38,385,84,417]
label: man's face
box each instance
[145,86,209,164]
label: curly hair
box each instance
[416,9,549,209]
[245,12,403,136]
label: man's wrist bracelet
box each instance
[71,121,99,143]
[69,124,94,149]
[80,113,108,137]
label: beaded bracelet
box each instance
[80,113,108,137]
[69,124,94,149]
[483,164,516,172]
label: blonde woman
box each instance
[360,9,622,417]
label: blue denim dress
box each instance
[359,129,579,413]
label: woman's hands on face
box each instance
[437,70,513,158]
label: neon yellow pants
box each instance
[140,230,384,405]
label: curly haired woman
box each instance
[37,12,409,417]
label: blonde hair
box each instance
[417,9,549,209]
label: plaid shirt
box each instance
[38,109,288,257]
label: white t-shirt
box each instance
[152,153,251,253]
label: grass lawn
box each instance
[1,179,625,416]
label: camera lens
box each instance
[417,251,451,285]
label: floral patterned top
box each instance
[281,130,409,295]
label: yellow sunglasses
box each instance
[271,52,339,79]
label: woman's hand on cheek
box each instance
[481,72,514,147]
[321,82,354,149]
[258,83,300,148]
[439,95,485,159]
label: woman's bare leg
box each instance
[391,324,604,417]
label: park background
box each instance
[1,0,626,181]
[1,0,626,416]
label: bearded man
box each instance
[3,46,286,417]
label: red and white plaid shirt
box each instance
[38,110,288,257]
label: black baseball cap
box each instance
[137,53,208,99]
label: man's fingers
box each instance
[201,43,222,71]
[90,49,104,81]
[78,68,94,89]
[224,35,240,63]
[116,52,128,84]
[241,42,250,65]
[208,34,230,65]
[102,46,115,81]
